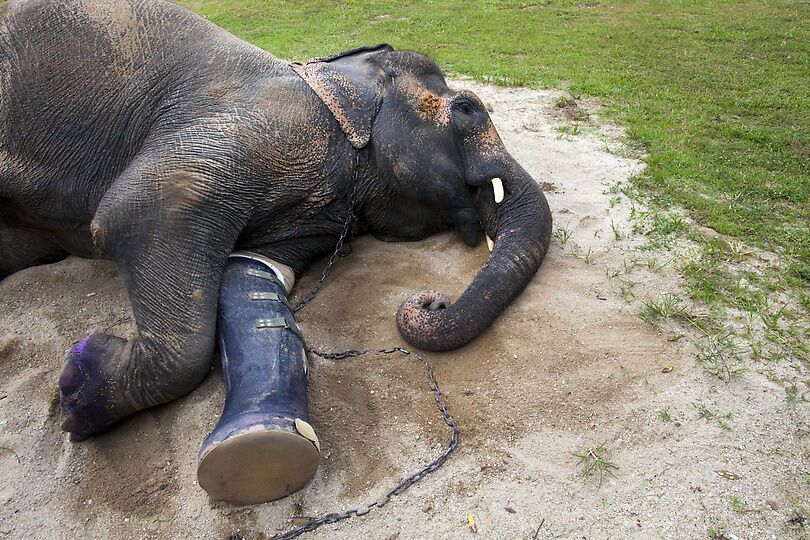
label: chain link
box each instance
[245,152,460,539]
[265,346,458,540]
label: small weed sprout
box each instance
[726,239,749,260]
[638,293,712,334]
[606,258,640,279]
[658,408,672,422]
[623,257,639,274]
[553,225,572,247]
[571,242,594,264]
[555,124,581,138]
[693,401,714,421]
[574,443,618,487]
[610,220,623,240]
[708,526,728,539]
[645,257,670,273]
[692,400,732,431]
[616,279,636,302]
[760,302,789,332]
[757,303,809,362]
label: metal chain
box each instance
[291,151,362,313]
[264,346,459,540]
[245,152,460,539]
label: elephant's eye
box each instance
[453,98,475,116]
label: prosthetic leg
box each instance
[197,253,320,505]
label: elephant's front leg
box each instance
[59,167,245,441]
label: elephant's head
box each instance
[293,45,552,351]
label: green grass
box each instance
[692,400,733,430]
[692,328,747,382]
[639,293,690,323]
[181,0,809,276]
[573,442,619,487]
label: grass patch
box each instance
[639,293,691,324]
[573,443,618,488]
[181,0,809,278]
[692,328,748,382]
[677,232,808,366]
[555,122,583,138]
[552,224,573,248]
[637,293,713,333]
[630,207,689,250]
[692,400,733,431]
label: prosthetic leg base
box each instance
[198,422,320,505]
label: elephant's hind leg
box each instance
[0,222,67,280]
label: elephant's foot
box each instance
[58,334,137,441]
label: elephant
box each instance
[0,0,552,442]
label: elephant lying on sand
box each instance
[0,0,552,441]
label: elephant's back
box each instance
[0,0,284,220]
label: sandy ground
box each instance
[0,81,807,540]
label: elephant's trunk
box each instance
[396,164,552,351]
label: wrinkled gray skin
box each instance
[0,0,552,440]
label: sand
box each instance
[0,80,806,540]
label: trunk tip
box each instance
[396,290,455,352]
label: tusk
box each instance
[492,177,504,204]
[486,234,494,252]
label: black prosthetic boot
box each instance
[197,253,320,505]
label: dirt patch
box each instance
[792,140,810,161]
[551,95,591,122]
[540,181,557,193]
[0,81,806,539]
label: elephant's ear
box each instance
[291,44,394,149]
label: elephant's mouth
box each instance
[461,176,503,250]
